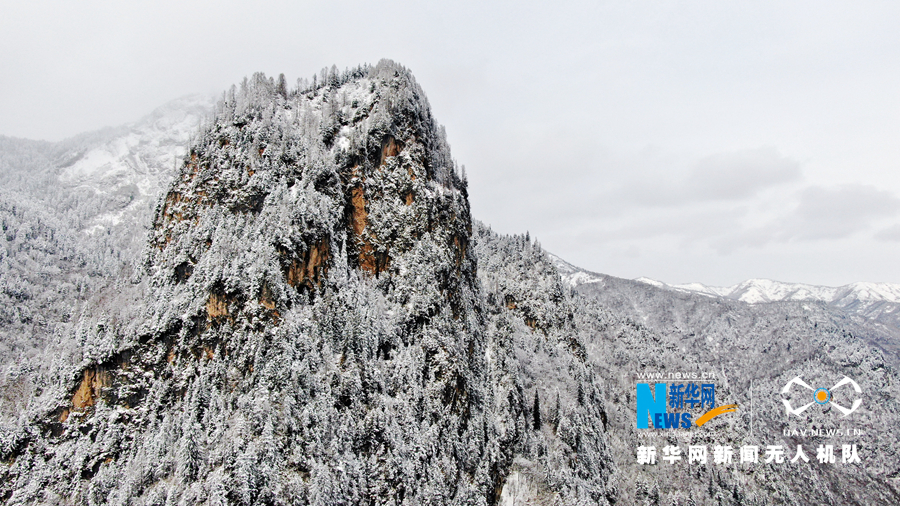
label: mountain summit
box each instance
[2,61,614,505]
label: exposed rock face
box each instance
[0,62,616,505]
[60,369,112,424]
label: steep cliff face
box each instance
[0,62,616,505]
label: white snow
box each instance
[546,253,604,288]
[637,276,900,305]
[547,253,900,306]
[53,94,215,235]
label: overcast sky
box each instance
[2,1,900,286]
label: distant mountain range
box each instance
[635,277,900,305]
[550,252,900,364]
[550,253,900,305]
[552,252,900,311]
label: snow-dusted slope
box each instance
[0,94,214,241]
[59,95,211,187]
[56,94,215,233]
[547,253,605,288]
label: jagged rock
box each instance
[0,61,616,505]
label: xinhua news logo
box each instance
[781,375,862,417]
[636,381,736,429]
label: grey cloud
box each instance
[711,227,774,253]
[714,184,900,252]
[874,224,900,242]
[618,147,801,208]
[687,148,801,200]
[601,207,748,242]
[790,184,900,240]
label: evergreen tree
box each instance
[276,73,287,98]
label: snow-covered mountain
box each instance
[551,253,900,330]
[2,62,899,505]
[1,62,616,505]
[634,276,900,342]
[634,276,900,305]
[55,94,215,233]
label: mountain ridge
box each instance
[635,276,900,305]
[549,252,900,311]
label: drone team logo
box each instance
[780,376,862,417]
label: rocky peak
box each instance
[148,60,473,328]
[4,61,522,506]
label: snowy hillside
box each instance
[2,62,899,505]
[547,253,605,287]
[56,95,214,233]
